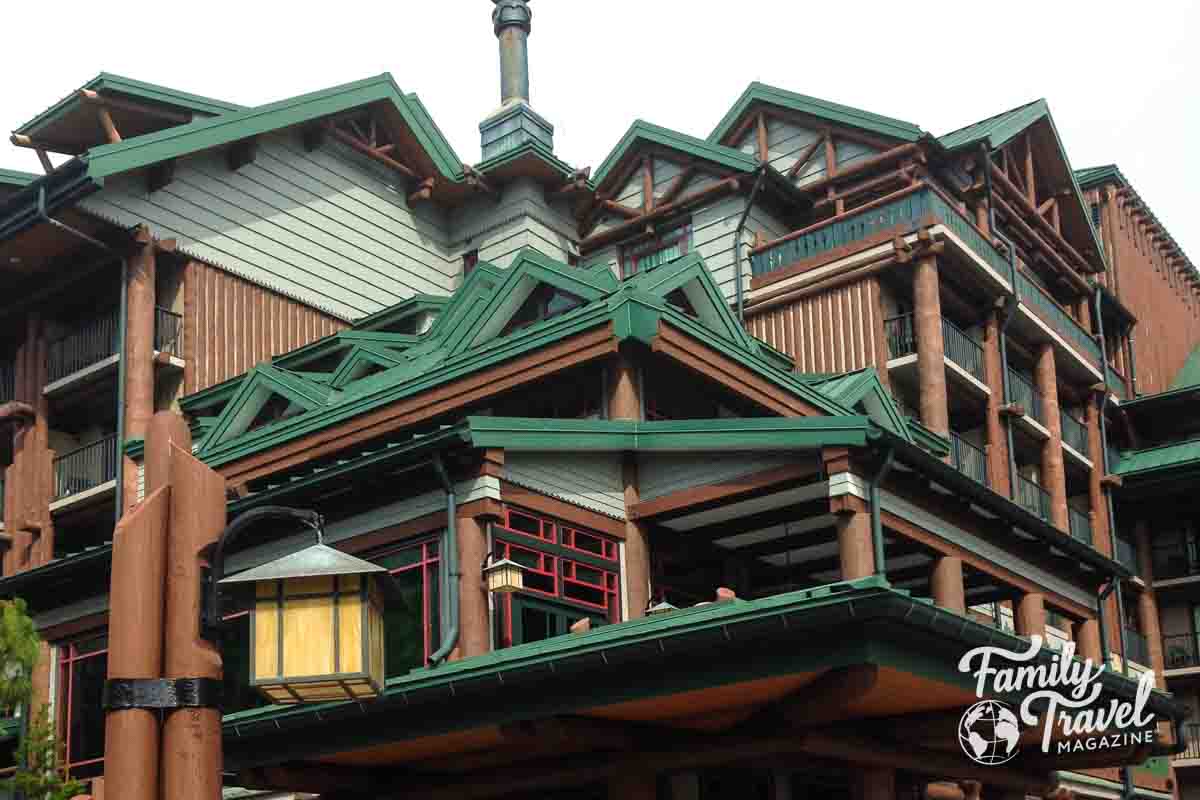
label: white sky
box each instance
[1,0,1196,256]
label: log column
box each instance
[610,348,650,619]
[931,556,965,614]
[914,255,949,438]
[1085,394,1111,556]
[1034,345,1068,531]
[982,310,1011,496]
[1014,592,1047,641]
[5,312,54,572]
[456,513,491,659]
[1135,521,1165,687]
[1074,618,1104,664]
[122,227,157,511]
[837,499,875,581]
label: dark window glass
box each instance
[58,633,108,779]
[377,538,441,676]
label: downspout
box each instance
[35,186,127,521]
[1093,287,1119,549]
[733,164,768,324]
[1126,328,1139,398]
[427,453,459,666]
[982,145,1019,495]
[869,446,895,578]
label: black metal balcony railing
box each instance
[1178,723,1200,761]
[1115,536,1140,576]
[1123,628,1150,667]
[1007,368,1044,424]
[47,310,119,383]
[950,432,989,487]
[0,361,12,404]
[1163,633,1200,671]
[1067,507,1093,546]
[1014,270,1104,367]
[155,307,184,357]
[941,319,984,382]
[53,434,119,501]
[1060,410,1089,455]
[1153,539,1200,580]
[1015,474,1051,522]
[885,313,916,360]
[1106,362,1128,402]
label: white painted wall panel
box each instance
[504,452,626,519]
[638,451,795,501]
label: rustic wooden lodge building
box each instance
[0,2,1197,799]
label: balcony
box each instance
[1015,474,1050,522]
[1114,536,1139,576]
[941,319,984,383]
[1060,410,1089,459]
[1153,540,1200,582]
[1175,723,1200,765]
[52,434,118,504]
[1013,270,1103,368]
[885,314,916,360]
[1123,628,1150,667]
[155,307,183,357]
[1163,633,1200,672]
[1007,368,1044,426]
[884,313,987,397]
[47,310,119,385]
[1067,507,1092,546]
[1106,362,1128,401]
[950,432,988,487]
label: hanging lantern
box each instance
[220,538,388,704]
[483,555,524,593]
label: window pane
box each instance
[66,649,107,777]
[385,568,429,677]
[221,615,267,713]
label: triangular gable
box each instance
[202,364,341,451]
[939,99,1104,272]
[82,73,464,185]
[810,369,912,442]
[454,250,617,355]
[592,120,759,194]
[708,82,924,147]
[624,252,751,349]
[328,342,408,389]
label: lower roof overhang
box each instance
[223,576,1186,788]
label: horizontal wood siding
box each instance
[739,121,879,188]
[452,179,578,268]
[615,170,643,211]
[80,130,459,321]
[746,278,884,373]
[504,452,625,519]
[185,260,345,393]
[639,451,797,502]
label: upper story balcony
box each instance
[51,433,119,509]
[884,313,988,397]
[1174,723,1200,767]
[47,310,119,388]
[1060,409,1089,460]
[1011,270,1102,372]
[949,432,988,487]
[1152,538,1200,585]
[1014,473,1051,523]
[1067,506,1093,546]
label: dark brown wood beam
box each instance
[580,177,741,253]
[329,124,418,181]
[658,165,694,206]
[779,664,879,726]
[756,113,769,162]
[642,156,654,215]
[600,199,642,220]
[786,135,825,179]
[78,88,192,125]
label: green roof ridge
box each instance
[0,168,38,187]
[593,119,759,188]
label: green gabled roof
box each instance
[938,99,1046,151]
[188,249,855,469]
[354,293,449,333]
[808,368,912,443]
[82,73,464,183]
[474,138,578,180]
[15,71,245,137]
[708,82,924,146]
[593,119,759,189]
[1074,164,1124,189]
[1172,345,1200,390]
[1113,438,1200,478]
[0,168,38,188]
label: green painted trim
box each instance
[352,294,448,333]
[16,72,245,137]
[473,138,578,179]
[809,369,912,443]
[83,73,464,183]
[708,82,924,145]
[125,438,145,459]
[1112,436,1200,478]
[905,418,953,458]
[0,168,38,188]
[1074,164,1125,191]
[593,119,759,189]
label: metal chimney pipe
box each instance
[493,0,532,105]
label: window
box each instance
[493,508,620,647]
[621,225,691,279]
[500,284,585,336]
[463,249,479,276]
[376,538,441,675]
[220,612,268,713]
[57,633,108,779]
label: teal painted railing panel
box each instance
[1015,474,1051,522]
[1067,506,1093,546]
[1014,271,1102,366]
[1007,368,1043,425]
[1061,410,1089,455]
[924,191,1012,277]
[950,432,989,487]
[1106,363,1128,401]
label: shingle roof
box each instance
[938,99,1045,151]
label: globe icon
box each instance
[958,700,1021,765]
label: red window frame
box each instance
[620,224,692,279]
[381,537,441,663]
[57,632,108,778]
[493,507,621,647]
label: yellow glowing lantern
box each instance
[483,555,524,593]
[220,539,388,704]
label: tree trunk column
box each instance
[913,255,949,438]
[982,311,1011,496]
[1014,592,1046,641]
[837,500,875,581]
[1034,344,1068,531]
[123,227,157,512]
[1085,395,1111,556]
[610,349,650,619]
[1135,521,1165,687]
[456,513,491,659]
[931,556,965,614]
[1074,618,1104,664]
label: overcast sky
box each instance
[2,0,1196,255]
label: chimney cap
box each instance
[492,0,532,37]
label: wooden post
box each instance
[1074,618,1103,665]
[837,500,875,581]
[151,412,226,800]
[610,348,650,618]
[1134,521,1165,687]
[1015,592,1046,640]
[1084,396,1111,557]
[913,255,949,438]
[931,556,965,614]
[456,514,491,659]
[983,311,1011,496]
[1034,345,1068,531]
[123,227,157,512]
